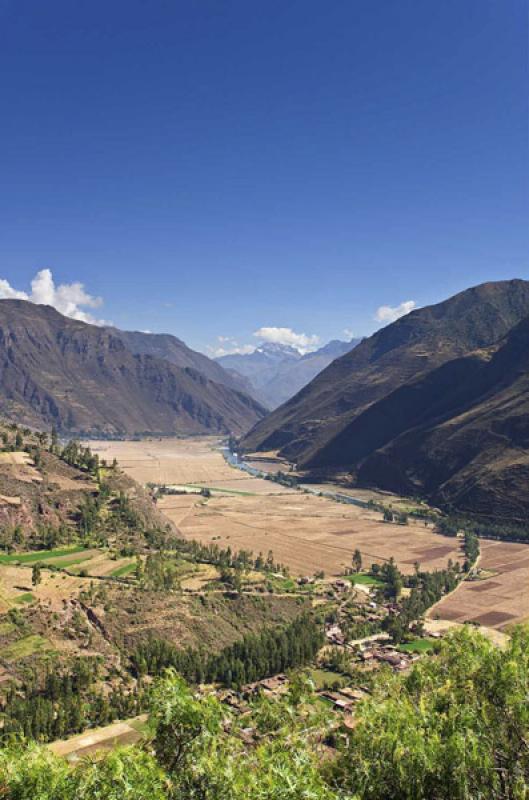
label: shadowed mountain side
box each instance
[241,280,529,466]
[338,317,529,521]
[116,329,253,397]
[0,300,267,436]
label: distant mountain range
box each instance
[216,339,360,409]
[242,279,529,521]
[0,300,266,437]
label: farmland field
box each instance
[87,437,529,633]
[89,438,292,494]
[88,438,463,577]
[430,539,529,630]
[159,490,464,577]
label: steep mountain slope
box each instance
[217,339,359,408]
[0,300,266,436]
[116,329,252,396]
[346,316,529,521]
[242,280,529,465]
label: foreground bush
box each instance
[330,626,529,799]
[1,627,528,799]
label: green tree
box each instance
[149,670,223,776]
[331,626,529,800]
[352,549,362,573]
[32,562,42,587]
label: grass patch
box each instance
[265,576,298,592]
[0,621,15,635]
[347,573,386,587]
[14,592,36,604]
[398,638,436,654]
[45,554,95,569]
[128,716,149,734]
[308,668,346,690]
[0,545,86,565]
[110,562,136,578]
[3,634,51,659]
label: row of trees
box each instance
[437,512,529,544]
[162,534,289,577]
[384,563,460,642]
[132,613,324,689]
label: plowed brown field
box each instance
[430,539,529,629]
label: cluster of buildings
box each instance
[319,686,369,714]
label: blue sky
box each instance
[0,0,527,355]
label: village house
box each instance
[325,624,345,646]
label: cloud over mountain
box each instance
[374,300,416,324]
[0,269,111,325]
[252,327,320,354]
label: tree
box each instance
[383,508,394,523]
[149,670,223,776]
[331,626,529,800]
[15,431,23,449]
[32,563,42,587]
[352,549,362,573]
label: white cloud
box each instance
[343,328,355,340]
[374,300,416,325]
[0,269,111,325]
[207,336,256,358]
[253,326,320,354]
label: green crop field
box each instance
[347,573,386,587]
[398,638,436,654]
[0,546,87,565]
[0,622,15,635]
[2,635,52,660]
[308,668,346,690]
[110,562,136,578]
[46,555,95,569]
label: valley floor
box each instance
[89,437,529,632]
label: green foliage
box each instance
[1,658,146,742]
[1,629,529,798]
[142,552,180,591]
[132,614,323,688]
[150,670,223,775]
[0,743,168,800]
[463,529,480,569]
[331,626,529,799]
[31,563,42,587]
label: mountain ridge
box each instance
[217,338,359,409]
[0,300,266,436]
[350,315,529,521]
[241,279,529,466]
